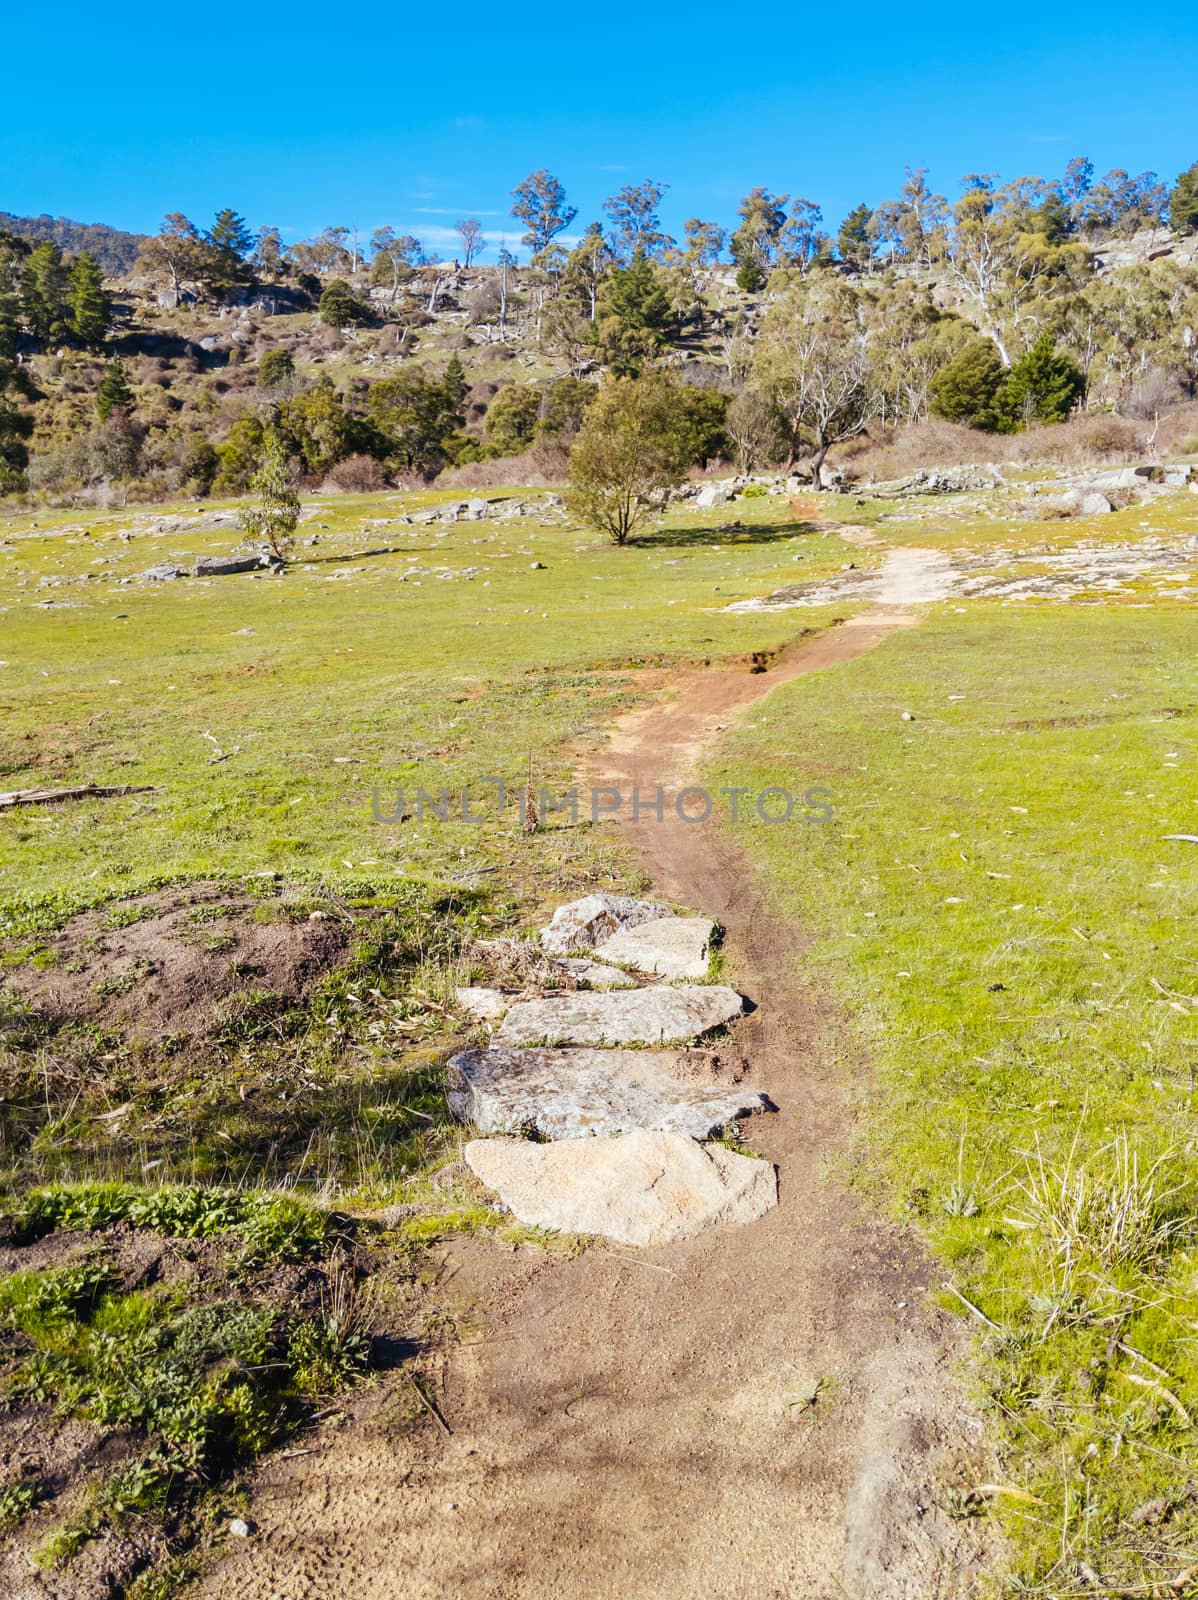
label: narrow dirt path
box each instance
[202,547,990,1600]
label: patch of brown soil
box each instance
[4,884,350,1058]
[198,553,995,1600]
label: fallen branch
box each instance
[943,1282,1004,1331]
[1121,1369,1193,1427]
[0,783,159,809]
[407,1373,452,1436]
[1066,1566,1198,1597]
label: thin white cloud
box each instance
[413,207,504,218]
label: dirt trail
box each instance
[202,548,991,1600]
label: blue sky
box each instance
[3,0,1195,260]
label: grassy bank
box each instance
[710,604,1198,1593]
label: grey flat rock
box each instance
[494,984,744,1047]
[556,957,637,990]
[193,554,264,577]
[595,916,715,979]
[447,1047,767,1139]
[465,1130,777,1246]
[540,893,671,955]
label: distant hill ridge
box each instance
[0,211,145,275]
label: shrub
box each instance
[567,375,699,545]
[483,384,542,455]
[928,337,1005,430]
[258,348,295,389]
[322,453,388,492]
[318,280,370,328]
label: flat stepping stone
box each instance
[540,892,671,955]
[556,957,637,990]
[447,1047,767,1139]
[465,1129,777,1246]
[494,985,744,1047]
[595,916,715,980]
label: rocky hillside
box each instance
[2,198,1197,507]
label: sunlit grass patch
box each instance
[710,602,1198,1592]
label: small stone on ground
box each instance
[556,957,637,989]
[454,986,510,1022]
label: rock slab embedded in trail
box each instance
[595,916,715,979]
[464,1129,777,1245]
[555,957,636,989]
[447,1047,767,1139]
[539,893,671,955]
[494,984,745,1047]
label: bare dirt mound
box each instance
[199,551,996,1600]
[4,883,349,1058]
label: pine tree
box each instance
[206,208,256,295]
[239,430,300,562]
[441,354,467,409]
[589,249,674,376]
[837,204,874,267]
[997,335,1085,431]
[20,240,69,342]
[68,251,109,345]
[735,257,765,292]
[1169,162,1198,234]
[96,357,134,421]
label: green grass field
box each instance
[710,604,1198,1594]
[0,487,862,928]
[3,479,1198,1592]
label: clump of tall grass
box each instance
[1005,1130,1196,1289]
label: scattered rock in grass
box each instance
[141,563,186,582]
[194,554,266,577]
[594,917,715,980]
[540,893,672,955]
[695,483,734,509]
[464,1129,777,1245]
[448,1047,766,1139]
[454,986,511,1022]
[494,985,744,1047]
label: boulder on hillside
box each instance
[193,554,265,577]
[695,483,734,509]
